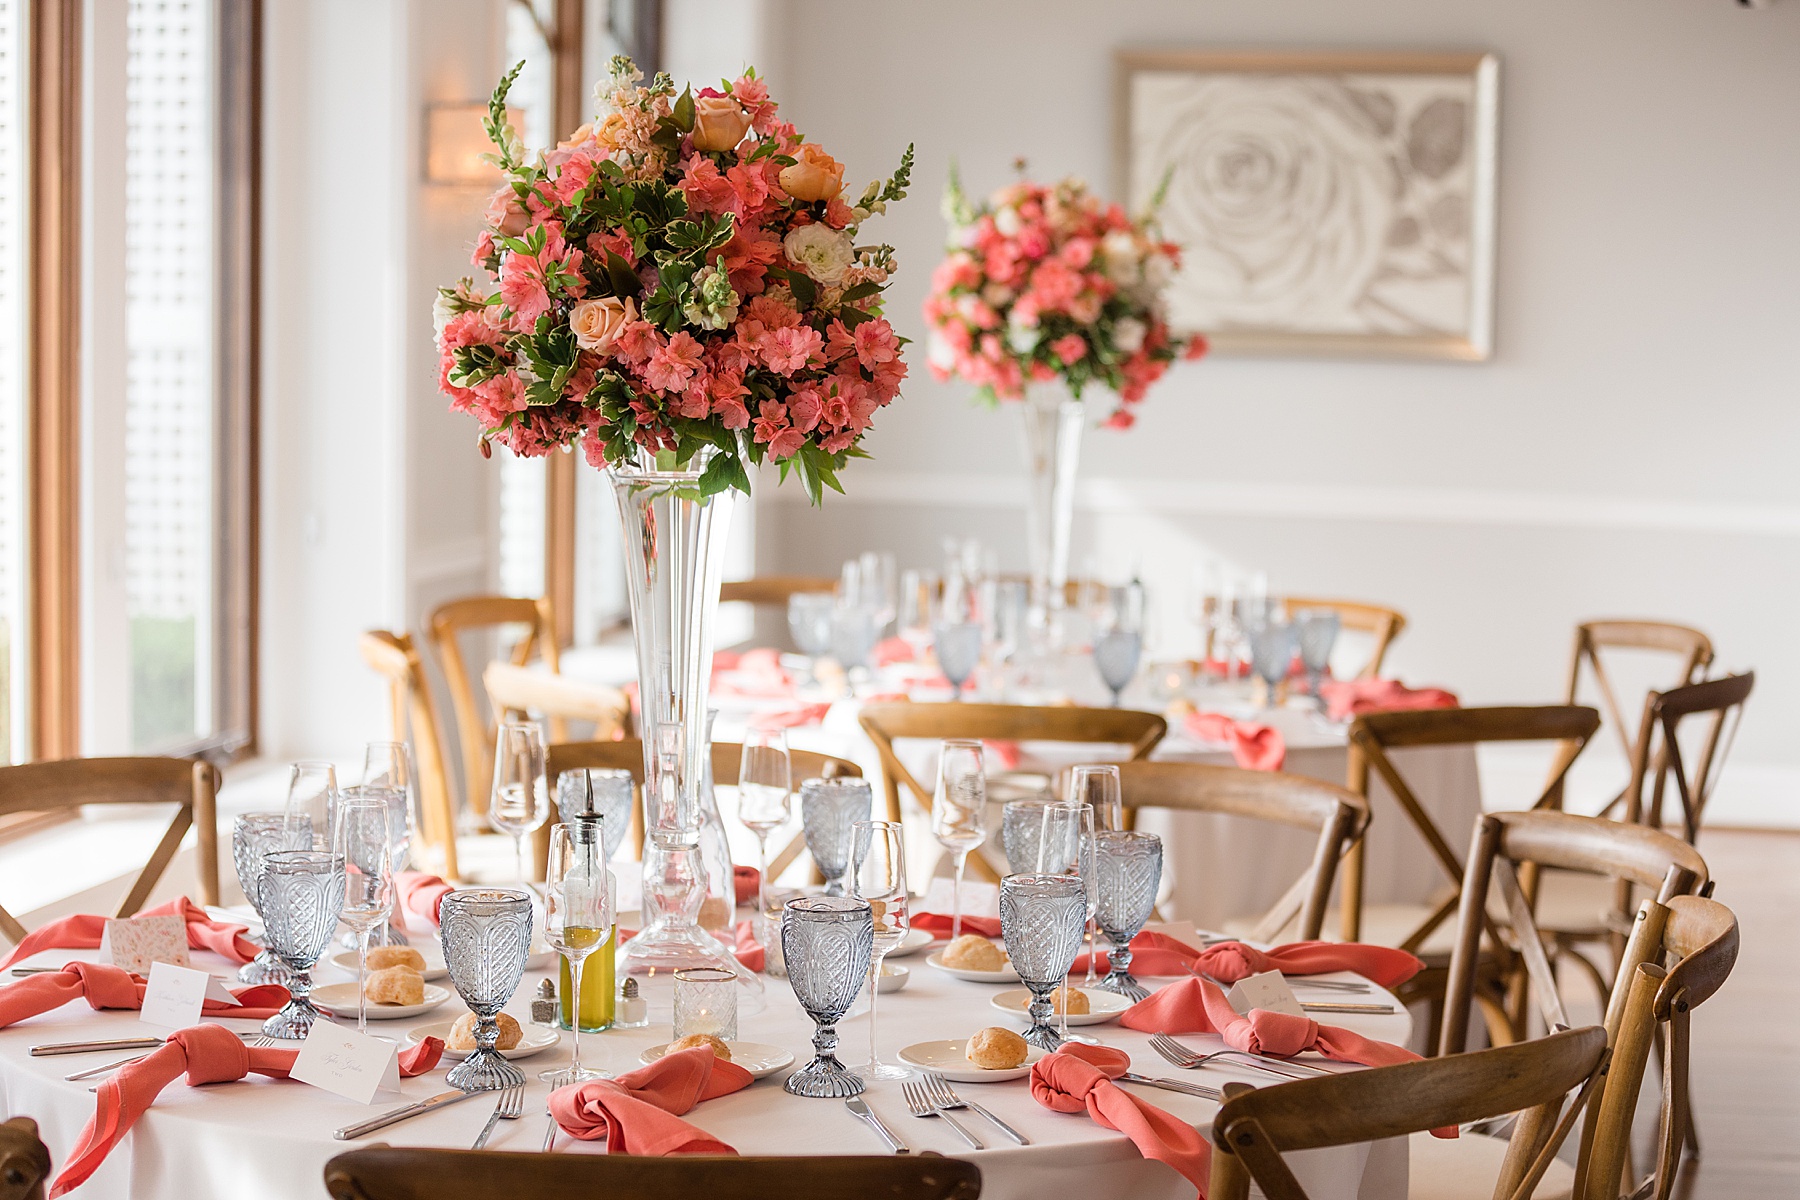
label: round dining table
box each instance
[0,933,1413,1200]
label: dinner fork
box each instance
[542,1102,558,1152]
[471,1084,524,1149]
[1148,1033,1328,1081]
[920,1073,1029,1145]
[901,1079,983,1149]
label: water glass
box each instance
[489,722,550,883]
[933,622,982,699]
[897,568,938,656]
[1066,763,1124,832]
[1001,799,1059,875]
[737,727,793,944]
[1249,620,1296,708]
[830,603,880,674]
[440,888,534,1090]
[1092,831,1163,1001]
[541,818,614,1085]
[930,740,988,942]
[1000,874,1087,1050]
[858,550,898,633]
[1094,630,1142,706]
[258,850,346,1039]
[673,967,739,1041]
[334,790,396,1036]
[1043,802,1101,1025]
[851,820,910,1080]
[1295,609,1341,706]
[283,761,338,850]
[788,592,836,658]
[555,768,635,865]
[781,896,874,1098]
[231,813,311,986]
[800,777,873,896]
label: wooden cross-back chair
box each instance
[1562,620,1712,816]
[1116,761,1366,942]
[1439,810,1709,1056]
[359,630,459,881]
[718,575,837,607]
[1625,671,1752,846]
[1208,1025,1610,1200]
[0,1117,49,1200]
[1199,596,1406,680]
[856,702,1167,882]
[0,757,221,949]
[540,739,861,883]
[323,1147,982,1200]
[425,595,560,825]
[482,662,631,742]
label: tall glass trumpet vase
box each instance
[1001,874,1088,1051]
[608,446,744,980]
[1019,386,1085,641]
[441,888,533,1091]
[1092,831,1163,1002]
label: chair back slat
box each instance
[1637,671,1753,844]
[1563,620,1712,806]
[718,576,836,606]
[360,630,459,880]
[483,662,630,736]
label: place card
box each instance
[100,915,189,975]
[1227,970,1306,1018]
[291,1024,402,1105]
[139,962,236,1031]
[923,877,999,919]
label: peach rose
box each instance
[779,144,844,203]
[485,187,530,238]
[569,295,638,354]
[690,95,752,153]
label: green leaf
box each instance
[837,305,874,330]
[785,270,817,310]
[697,449,751,498]
[672,86,696,132]
[840,281,883,304]
[605,251,640,297]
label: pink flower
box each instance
[1050,333,1087,366]
[823,198,855,229]
[787,385,824,433]
[722,228,781,296]
[821,428,857,453]
[725,161,771,218]
[1102,409,1136,431]
[851,319,900,371]
[743,293,802,330]
[762,324,823,376]
[484,187,530,238]
[644,332,705,393]
[499,253,552,323]
[679,156,737,215]
[1184,333,1210,361]
[586,229,636,267]
[752,400,805,458]
[1028,260,1082,311]
[821,387,853,429]
[612,321,661,366]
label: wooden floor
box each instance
[1664,828,1800,1198]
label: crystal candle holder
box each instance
[672,967,739,1041]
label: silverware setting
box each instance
[1301,1001,1397,1015]
[843,1096,909,1154]
[1286,978,1375,993]
[1149,1032,1330,1081]
[470,1084,524,1149]
[1117,1071,1223,1100]
[902,1078,983,1149]
[60,1033,278,1081]
[334,1086,484,1140]
[31,1037,165,1057]
[541,1103,558,1152]
[921,1072,1028,1145]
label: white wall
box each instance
[750,0,1800,802]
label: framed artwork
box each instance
[1117,50,1499,360]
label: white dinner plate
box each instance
[328,944,448,981]
[309,981,452,1020]
[884,928,935,959]
[925,950,1019,983]
[988,987,1131,1026]
[897,1038,1045,1083]
[640,1041,794,1080]
[406,1019,561,1061]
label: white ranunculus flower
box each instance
[993,205,1023,236]
[1143,251,1174,291]
[782,223,855,286]
[1112,316,1147,354]
[927,330,959,371]
[1007,308,1040,354]
[1101,230,1141,283]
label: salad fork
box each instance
[901,1079,983,1149]
[921,1073,1028,1145]
[471,1084,524,1149]
[1148,1032,1328,1081]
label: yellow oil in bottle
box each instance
[558,926,616,1032]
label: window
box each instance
[0,1,23,763]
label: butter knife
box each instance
[1119,1072,1223,1101]
[32,1037,166,1057]
[844,1097,909,1154]
[336,1088,483,1140]
[1301,1002,1397,1015]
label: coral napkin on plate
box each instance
[1319,679,1459,723]
[393,871,455,929]
[0,961,287,1029]
[1181,711,1285,772]
[1120,976,1421,1070]
[549,1044,752,1155]
[748,702,832,731]
[711,647,796,701]
[51,1024,443,1196]
[1030,1043,1211,1191]
[1072,934,1421,988]
[0,899,260,972]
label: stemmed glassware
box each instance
[1066,763,1123,832]
[360,742,416,946]
[858,550,898,636]
[830,603,880,681]
[258,849,346,1039]
[489,722,550,884]
[737,727,793,941]
[780,895,874,1098]
[555,768,635,865]
[800,777,873,897]
[1093,584,1145,706]
[1041,800,1098,1042]
[283,761,338,850]
[231,813,311,986]
[1295,609,1341,709]
[334,789,396,1037]
[1249,619,1296,709]
[540,818,614,1086]
[930,740,988,942]
[932,572,983,700]
[1092,830,1163,1001]
[1000,874,1088,1051]
[440,888,534,1091]
[788,592,836,668]
[850,820,910,1080]
[897,568,938,658]
[1001,799,1058,875]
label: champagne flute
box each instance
[283,761,338,850]
[489,722,550,885]
[333,790,395,1037]
[850,820,910,1080]
[930,740,988,942]
[737,726,793,944]
[361,742,416,945]
[859,550,898,636]
[540,818,615,1085]
[1066,764,1121,984]
[1041,801,1098,1043]
[897,568,938,658]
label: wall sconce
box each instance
[424,102,506,187]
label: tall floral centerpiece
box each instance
[438,57,911,975]
[924,171,1205,625]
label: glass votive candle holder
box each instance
[672,967,738,1041]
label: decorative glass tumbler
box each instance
[673,968,739,1042]
[232,813,312,986]
[799,777,873,896]
[781,896,873,1098]
[1001,873,1088,1051]
[258,849,346,1039]
[440,888,534,1091]
[1092,831,1163,1001]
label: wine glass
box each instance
[1093,584,1144,706]
[283,761,338,850]
[1295,609,1341,708]
[489,722,550,884]
[440,888,533,1091]
[1066,763,1123,832]
[788,592,836,660]
[361,742,416,945]
[850,820,910,1080]
[1249,619,1296,709]
[830,602,880,678]
[258,849,346,1039]
[1041,801,1099,1041]
[781,896,874,1098]
[930,740,988,942]
[1001,799,1058,876]
[1092,831,1163,1001]
[897,568,938,658]
[737,727,793,942]
[1000,874,1087,1051]
[554,767,635,865]
[333,789,396,1037]
[859,550,898,635]
[231,813,310,986]
[933,570,983,700]
[800,777,873,897]
[540,818,615,1086]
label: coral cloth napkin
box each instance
[982,740,1023,771]
[1319,679,1459,723]
[1120,976,1421,1070]
[711,648,795,700]
[549,1045,753,1155]
[394,871,455,928]
[1030,1043,1211,1192]
[51,1023,444,1196]
[871,637,915,667]
[0,961,288,1028]
[748,702,833,731]
[0,899,260,972]
[1182,711,1285,772]
[1072,934,1422,988]
[910,913,1002,940]
[733,865,760,907]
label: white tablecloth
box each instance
[0,942,1412,1200]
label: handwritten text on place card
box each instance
[1227,970,1307,1018]
[139,962,211,1031]
[291,1024,402,1105]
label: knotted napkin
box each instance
[910,913,1002,940]
[1181,711,1286,772]
[0,961,288,1028]
[1120,976,1420,1069]
[1319,679,1459,723]
[711,648,795,700]
[1072,933,1421,988]
[1030,1043,1210,1191]
[393,871,455,929]
[733,865,760,907]
[747,702,833,731]
[0,899,260,972]
[548,1045,752,1155]
[871,637,915,667]
[51,1023,444,1195]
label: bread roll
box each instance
[965,1026,1029,1070]
[363,966,424,1006]
[365,945,426,973]
[941,934,1007,972]
[449,1010,523,1052]
[1050,986,1090,1015]
[669,1033,732,1061]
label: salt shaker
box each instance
[529,978,559,1026]
[615,977,649,1028]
